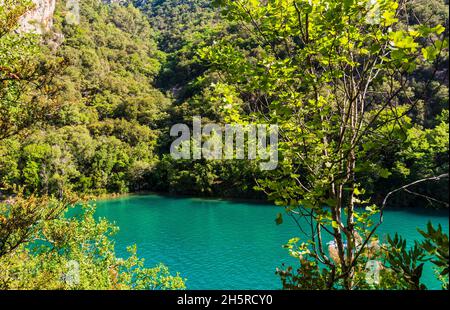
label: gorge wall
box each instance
[18,0,57,34]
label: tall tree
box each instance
[200,0,448,289]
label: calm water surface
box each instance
[93,195,449,290]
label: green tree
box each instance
[0,201,185,289]
[200,0,448,289]
[0,0,185,290]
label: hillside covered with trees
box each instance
[1,0,447,201]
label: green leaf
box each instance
[378,168,392,178]
[434,24,445,35]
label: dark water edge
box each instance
[91,190,273,206]
[92,190,450,211]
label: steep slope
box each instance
[135,0,222,94]
[1,0,170,195]
[18,0,56,34]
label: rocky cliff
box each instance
[18,0,56,34]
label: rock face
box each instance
[18,0,56,34]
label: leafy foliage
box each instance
[0,0,185,291]
[419,222,449,288]
[0,199,185,289]
[199,0,449,289]
[0,0,169,196]
[386,234,427,290]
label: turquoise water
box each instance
[93,194,449,290]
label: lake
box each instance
[93,194,449,290]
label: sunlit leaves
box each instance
[0,200,186,289]
[418,222,449,280]
[199,0,448,290]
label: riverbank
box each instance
[89,190,450,211]
[81,189,271,205]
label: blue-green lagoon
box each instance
[93,195,449,290]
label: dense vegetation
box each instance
[198,0,449,289]
[1,0,170,197]
[0,0,185,290]
[2,1,446,201]
[0,0,448,290]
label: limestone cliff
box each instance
[18,0,56,34]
